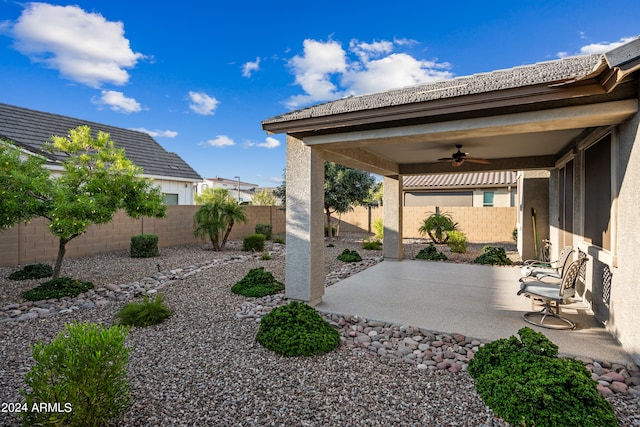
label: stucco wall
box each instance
[333,205,517,242]
[0,205,285,267]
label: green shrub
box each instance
[130,234,159,258]
[243,233,266,252]
[418,211,458,243]
[231,267,284,297]
[362,239,382,250]
[8,263,53,281]
[23,277,94,301]
[468,327,617,427]
[512,227,518,242]
[447,230,468,253]
[415,244,447,261]
[473,245,513,266]
[326,243,335,248]
[256,301,340,357]
[272,236,285,244]
[255,223,273,240]
[21,321,131,427]
[372,217,383,240]
[337,249,362,262]
[116,293,172,327]
[260,251,272,260]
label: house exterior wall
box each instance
[155,179,197,205]
[471,188,514,207]
[0,205,285,267]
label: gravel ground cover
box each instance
[1,235,638,426]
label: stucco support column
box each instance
[285,134,325,305]
[383,175,403,260]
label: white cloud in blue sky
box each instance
[92,90,142,113]
[131,128,178,138]
[205,135,235,148]
[242,57,261,78]
[188,91,219,115]
[7,3,143,88]
[244,137,281,149]
[284,38,453,108]
[557,36,639,58]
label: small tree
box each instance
[252,188,277,206]
[418,210,458,244]
[195,187,228,205]
[1,127,166,278]
[193,188,247,251]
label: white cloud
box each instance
[558,36,638,58]
[578,36,637,55]
[92,90,142,113]
[9,3,143,87]
[242,57,261,78]
[188,91,219,115]
[245,136,281,149]
[131,128,178,138]
[285,38,452,108]
[268,176,284,184]
[285,39,348,108]
[205,135,235,147]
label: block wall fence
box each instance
[0,205,514,267]
[333,206,517,243]
[0,205,285,267]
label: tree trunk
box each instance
[221,221,234,250]
[325,208,333,240]
[53,238,69,279]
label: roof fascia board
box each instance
[143,174,202,183]
[263,81,607,135]
[303,99,638,148]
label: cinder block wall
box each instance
[334,206,516,242]
[0,206,285,266]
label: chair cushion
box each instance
[518,280,575,301]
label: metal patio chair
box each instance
[517,256,589,330]
[521,245,574,281]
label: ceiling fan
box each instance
[437,144,491,168]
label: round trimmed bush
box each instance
[256,301,340,357]
[415,244,447,261]
[337,249,362,262]
[231,267,284,297]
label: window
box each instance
[164,193,179,205]
[584,135,611,250]
[483,191,494,207]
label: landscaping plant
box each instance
[243,233,266,252]
[193,188,247,251]
[256,301,340,357]
[362,239,382,250]
[231,267,284,297]
[446,230,468,253]
[468,327,617,427]
[130,234,159,258]
[372,217,383,240]
[117,293,172,327]
[415,244,448,261]
[473,245,513,266]
[337,249,362,262]
[22,277,93,301]
[8,263,53,281]
[255,223,273,240]
[21,321,131,427]
[418,210,458,244]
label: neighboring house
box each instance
[197,177,258,203]
[403,171,517,207]
[263,38,640,363]
[0,103,202,205]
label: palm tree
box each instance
[418,211,458,244]
[193,189,247,251]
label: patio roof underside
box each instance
[263,44,640,176]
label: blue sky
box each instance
[1,1,638,187]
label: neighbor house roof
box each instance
[0,103,202,181]
[403,171,517,190]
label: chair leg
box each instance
[522,302,575,330]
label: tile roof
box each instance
[403,171,517,189]
[0,103,202,181]
[263,54,604,125]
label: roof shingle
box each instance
[403,171,517,189]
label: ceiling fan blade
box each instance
[452,159,464,167]
[466,158,491,164]
[437,157,454,162]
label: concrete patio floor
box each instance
[316,260,635,365]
